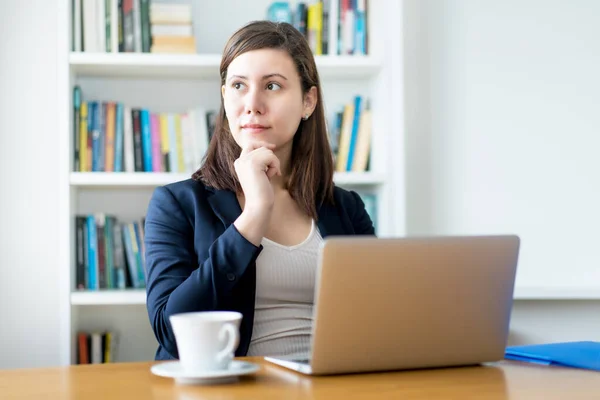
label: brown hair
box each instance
[192,20,335,219]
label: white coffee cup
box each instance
[169,311,242,372]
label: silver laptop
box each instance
[265,235,520,375]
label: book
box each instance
[267,1,292,23]
[505,341,600,371]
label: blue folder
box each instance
[505,341,600,371]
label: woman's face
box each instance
[222,48,316,150]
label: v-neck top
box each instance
[246,220,323,358]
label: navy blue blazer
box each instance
[144,178,375,361]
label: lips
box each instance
[241,123,269,134]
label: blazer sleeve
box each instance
[349,190,376,235]
[144,186,262,358]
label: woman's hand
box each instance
[234,140,281,210]
[233,140,281,246]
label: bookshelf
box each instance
[58,0,405,365]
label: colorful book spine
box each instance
[104,216,115,289]
[345,95,362,171]
[140,109,152,172]
[129,222,145,288]
[75,216,86,290]
[123,105,134,172]
[159,114,170,172]
[96,214,106,289]
[150,113,162,172]
[131,108,143,171]
[335,102,355,172]
[114,103,124,172]
[98,103,106,172]
[133,221,146,285]
[82,215,90,289]
[86,215,98,290]
[341,0,354,55]
[140,0,151,52]
[267,1,292,23]
[112,222,126,289]
[351,105,372,172]
[73,86,81,172]
[122,223,139,288]
[90,102,100,172]
[354,0,366,55]
[79,101,89,172]
[307,2,323,55]
[105,102,115,172]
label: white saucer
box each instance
[151,360,260,385]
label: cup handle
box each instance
[216,323,239,363]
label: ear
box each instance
[302,86,318,119]
[221,85,226,99]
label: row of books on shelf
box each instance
[73,0,368,57]
[73,86,372,174]
[330,95,371,173]
[77,331,118,364]
[75,214,147,291]
[268,0,368,56]
[73,86,215,173]
[73,0,196,54]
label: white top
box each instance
[246,220,323,358]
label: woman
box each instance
[144,20,375,361]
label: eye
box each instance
[267,82,282,91]
[232,82,246,90]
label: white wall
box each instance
[405,0,600,291]
[508,301,600,345]
[404,0,600,345]
[0,0,62,368]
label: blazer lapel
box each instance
[317,201,346,238]
[207,188,242,228]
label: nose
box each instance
[244,87,265,116]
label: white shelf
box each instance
[513,286,600,300]
[71,290,146,305]
[69,52,382,79]
[70,172,191,187]
[69,171,386,188]
[335,172,387,185]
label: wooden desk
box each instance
[1,357,599,399]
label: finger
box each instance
[266,165,280,179]
[253,149,281,177]
[267,155,282,178]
